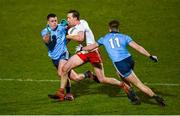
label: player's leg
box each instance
[124,71,165,106]
[117,72,132,87]
[68,70,85,81]
[69,70,98,82]
[67,51,100,83]
[48,59,69,101]
[92,63,130,93]
[62,54,85,75]
[61,54,85,89]
[57,54,84,101]
[89,50,131,90]
[92,63,140,104]
[84,70,100,83]
[62,52,99,83]
[113,57,141,104]
[124,71,155,97]
[57,59,91,100]
[68,69,95,82]
[58,59,70,101]
[92,63,120,85]
[64,78,74,101]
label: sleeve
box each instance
[97,37,104,46]
[77,24,85,32]
[77,20,87,32]
[41,29,47,38]
[125,35,133,44]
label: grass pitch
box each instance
[0,0,180,114]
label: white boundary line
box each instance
[0,78,59,82]
[0,78,180,86]
[144,82,180,86]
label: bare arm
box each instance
[66,31,84,42]
[82,42,99,51]
[129,41,151,57]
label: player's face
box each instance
[67,13,77,27]
[48,17,58,30]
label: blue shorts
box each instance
[113,56,134,78]
[52,51,69,69]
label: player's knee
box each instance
[62,65,68,73]
[57,70,62,77]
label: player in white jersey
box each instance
[71,19,96,46]
[59,10,140,104]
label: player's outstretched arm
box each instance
[82,42,99,51]
[129,41,158,62]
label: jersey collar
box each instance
[110,31,119,33]
[52,25,58,31]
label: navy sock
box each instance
[66,86,71,93]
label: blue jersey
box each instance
[97,32,132,62]
[41,24,68,60]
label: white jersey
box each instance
[74,19,95,46]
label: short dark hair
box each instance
[47,13,56,20]
[109,20,120,31]
[68,10,80,20]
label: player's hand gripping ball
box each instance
[68,27,79,36]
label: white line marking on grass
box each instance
[0,78,59,82]
[0,78,180,86]
[144,83,180,86]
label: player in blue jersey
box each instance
[41,13,94,101]
[82,20,165,106]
